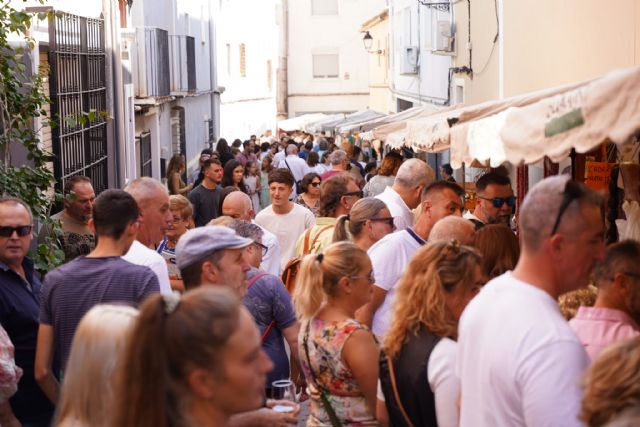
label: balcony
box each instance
[129,27,170,98]
[169,35,196,95]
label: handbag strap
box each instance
[302,322,343,427]
[386,355,415,427]
[304,225,333,255]
[246,272,276,344]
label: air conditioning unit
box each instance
[126,27,171,98]
[400,46,419,74]
[433,20,455,53]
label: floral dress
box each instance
[299,318,378,426]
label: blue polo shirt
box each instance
[0,258,55,426]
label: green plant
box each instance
[0,0,65,272]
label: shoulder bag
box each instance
[302,321,343,427]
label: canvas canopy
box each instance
[382,67,640,167]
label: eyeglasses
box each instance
[550,179,585,236]
[253,241,268,257]
[349,270,375,284]
[478,196,516,208]
[0,225,33,238]
[343,190,364,199]
[310,182,321,187]
[370,217,395,228]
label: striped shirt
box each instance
[39,256,159,370]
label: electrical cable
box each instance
[474,0,499,75]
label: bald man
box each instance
[376,159,436,231]
[222,191,282,276]
[428,215,476,245]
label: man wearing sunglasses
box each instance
[294,174,361,256]
[0,198,55,426]
[464,172,515,230]
[457,176,605,427]
[569,240,640,361]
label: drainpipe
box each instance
[208,0,220,143]
[105,0,127,187]
[276,0,288,121]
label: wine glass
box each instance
[271,379,297,412]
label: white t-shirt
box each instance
[272,149,285,168]
[254,221,282,276]
[122,240,172,296]
[368,228,425,337]
[281,155,310,182]
[376,186,414,231]
[456,272,590,427]
[377,338,460,427]
[255,203,316,269]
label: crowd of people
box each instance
[0,130,639,427]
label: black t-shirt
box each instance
[189,184,221,226]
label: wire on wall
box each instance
[474,0,499,75]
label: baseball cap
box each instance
[175,225,253,270]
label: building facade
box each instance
[214,0,281,140]
[286,0,386,117]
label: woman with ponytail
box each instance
[377,241,484,427]
[112,287,273,427]
[293,242,379,426]
[332,198,395,251]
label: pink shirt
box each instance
[569,306,640,361]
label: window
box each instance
[239,43,246,77]
[312,54,339,78]
[267,60,272,91]
[311,0,338,16]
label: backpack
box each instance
[281,225,333,294]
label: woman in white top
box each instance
[377,240,484,427]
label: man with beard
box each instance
[465,172,515,230]
[39,176,96,262]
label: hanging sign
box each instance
[584,162,614,190]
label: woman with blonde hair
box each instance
[158,195,194,292]
[55,304,138,427]
[473,224,520,279]
[166,154,192,195]
[378,241,484,427]
[581,338,640,427]
[293,242,379,426]
[333,198,395,251]
[112,287,273,427]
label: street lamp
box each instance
[362,31,373,51]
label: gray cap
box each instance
[175,225,253,270]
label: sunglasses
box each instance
[310,182,321,187]
[343,190,364,199]
[349,270,376,284]
[478,196,516,208]
[0,225,33,238]
[370,217,395,228]
[550,179,586,236]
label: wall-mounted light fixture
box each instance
[362,31,385,55]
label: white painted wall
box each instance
[388,0,451,110]
[287,0,387,117]
[128,0,217,179]
[215,0,280,139]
